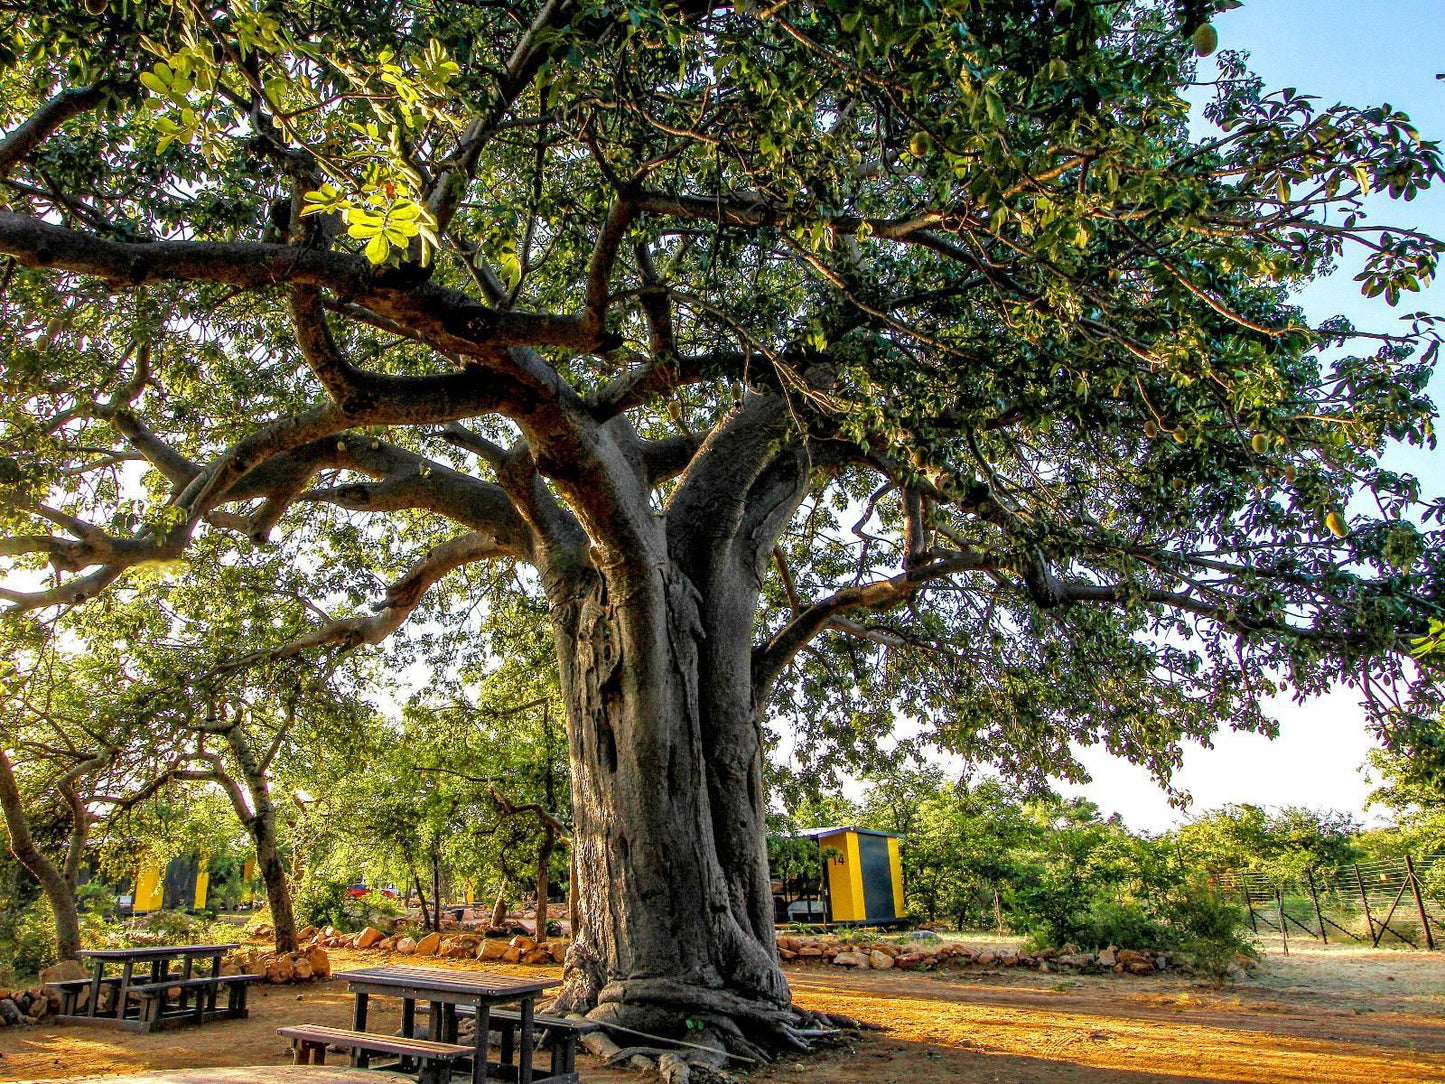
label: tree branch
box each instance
[0,84,109,180]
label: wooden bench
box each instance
[44,976,122,1016]
[278,1023,471,1084]
[130,974,261,1028]
[419,1004,600,1080]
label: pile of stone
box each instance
[0,984,58,1027]
[258,924,568,969]
[226,943,332,984]
[356,925,567,966]
[775,933,1173,975]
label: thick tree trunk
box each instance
[0,751,83,961]
[550,562,796,1056]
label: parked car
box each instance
[347,883,400,899]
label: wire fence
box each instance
[1217,855,1444,952]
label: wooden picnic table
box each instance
[333,965,560,1084]
[52,943,256,1032]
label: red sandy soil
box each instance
[2,940,1441,1084]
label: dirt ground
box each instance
[1,939,1442,1084]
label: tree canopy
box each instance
[2,0,1444,1052]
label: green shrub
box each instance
[1008,878,1095,950]
[1163,879,1256,983]
[1082,898,1171,951]
[356,890,404,927]
[127,909,203,944]
[0,900,59,979]
[293,873,355,931]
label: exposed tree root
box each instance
[558,983,861,1080]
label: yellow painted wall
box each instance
[887,836,905,918]
[193,866,210,910]
[133,863,165,912]
[822,830,866,922]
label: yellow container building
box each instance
[792,826,906,925]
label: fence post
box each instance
[1276,887,1289,956]
[1306,868,1328,944]
[1354,864,1377,942]
[1405,856,1436,951]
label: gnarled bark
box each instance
[549,554,793,1057]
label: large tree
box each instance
[2,0,1444,1058]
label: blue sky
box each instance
[1063,0,1445,831]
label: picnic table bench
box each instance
[48,944,257,1032]
[286,965,565,1084]
[417,1003,602,1078]
[278,1024,471,1084]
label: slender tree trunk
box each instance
[411,866,433,930]
[490,888,508,930]
[220,728,298,953]
[431,849,443,930]
[535,825,555,945]
[0,751,83,961]
[253,817,299,953]
[550,562,793,1053]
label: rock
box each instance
[508,935,538,953]
[0,1000,23,1026]
[1126,961,1154,976]
[1038,961,1055,973]
[1058,953,1095,968]
[293,958,314,981]
[379,936,398,951]
[521,948,552,965]
[298,925,319,941]
[265,957,296,984]
[869,950,893,970]
[1117,949,1151,967]
[478,939,506,961]
[39,961,87,985]
[831,952,859,967]
[798,946,823,957]
[1060,943,1079,956]
[307,947,332,979]
[414,932,442,956]
[502,947,523,964]
[976,951,998,967]
[1097,946,1117,968]
[356,926,385,949]
[910,930,941,941]
[549,941,567,964]
[779,949,797,960]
